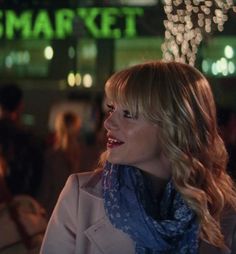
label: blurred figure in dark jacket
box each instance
[0,83,43,197]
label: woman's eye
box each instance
[123,110,133,119]
[106,104,114,114]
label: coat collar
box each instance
[78,170,135,254]
[80,169,103,200]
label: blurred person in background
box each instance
[0,83,43,198]
[217,106,236,181]
[54,111,82,173]
[41,61,236,254]
[0,146,48,254]
[39,111,87,216]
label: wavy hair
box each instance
[103,61,236,248]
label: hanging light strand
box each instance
[162,0,236,66]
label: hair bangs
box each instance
[105,68,146,117]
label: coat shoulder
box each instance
[70,168,103,189]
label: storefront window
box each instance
[201,36,236,78]
[115,37,163,71]
[0,40,50,78]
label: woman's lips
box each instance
[107,136,124,148]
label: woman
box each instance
[40,61,236,254]
[39,111,82,216]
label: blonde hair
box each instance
[54,111,81,171]
[103,61,236,248]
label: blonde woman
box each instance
[39,111,81,216]
[40,61,236,254]
[54,111,82,171]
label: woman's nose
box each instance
[104,113,119,131]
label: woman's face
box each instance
[104,101,171,179]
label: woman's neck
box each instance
[143,172,170,198]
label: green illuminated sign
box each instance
[0,7,144,40]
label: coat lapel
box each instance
[84,216,134,254]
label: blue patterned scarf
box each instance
[102,162,199,254]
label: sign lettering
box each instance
[0,7,144,39]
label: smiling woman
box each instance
[40,61,236,254]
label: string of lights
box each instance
[162,0,236,66]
